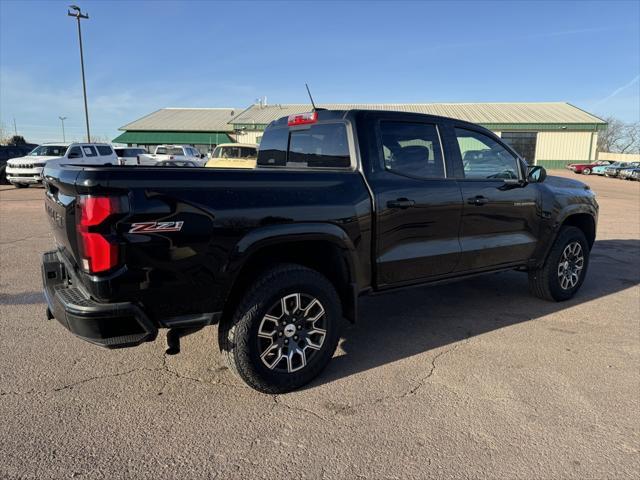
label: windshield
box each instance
[29,145,68,156]
[213,146,257,159]
[156,147,184,156]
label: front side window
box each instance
[455,128,520,180]
[380,121,445,178]
[501,132,537,165]
[67,146,83,158]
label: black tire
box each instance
[219,264,342,394]
[583,168,591,175]
[13,183,28,188]
[529,226,590,301]
[0,166,8,185]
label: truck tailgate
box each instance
[43,165,80,266]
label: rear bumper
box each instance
[42,250,157,348]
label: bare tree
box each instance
[598,116,640,154]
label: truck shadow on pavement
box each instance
[315,239,640,387]
[0,291,45,306]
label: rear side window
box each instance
[258,123,351,168]
[97,145,113,156]
[380,121,445,179]
[82,146,97,157]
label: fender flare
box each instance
[536,204,597,267]
[224,223,363,322]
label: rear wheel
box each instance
[529,226,589,301]
[583,168,591,175]
[219,264,342,393]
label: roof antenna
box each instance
[305,83,318,111]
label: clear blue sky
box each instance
[1,0,639,143]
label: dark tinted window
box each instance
[97,145,113,156]
[68,146,83,158]
[455,128,519,180]
[380,122,445,178]
[257,127,288,166]
[257,123,351,168]
[288,123,350,168]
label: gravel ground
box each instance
[0,170,638,479]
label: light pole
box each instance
[59,116,67,142]
[67,5,90,143]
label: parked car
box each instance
[155,159,199,167]
[566,160,613,175]
[0,144,37,184]
[6,142,117,187]
[114,147,148,165]
[605,162,640,177]
[41,109,598,393]
[617,163,640,180]
[139,145,205,166]
[205,143,258,169]
[590,163,612,176]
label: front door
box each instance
[369,119,463,287]
[451,126,539,272]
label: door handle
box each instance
[467,195,489,206]
[387,198,415,209]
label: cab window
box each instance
[380,121,445,179]
[455,128,520,180]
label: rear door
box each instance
[449,126,539,271]
[367,115,463,287]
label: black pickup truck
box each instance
[42,109,598,393]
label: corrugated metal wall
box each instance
[535,131,595,161]
[233,131,262,144]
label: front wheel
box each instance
[13,183,28,188]
[219,264,342,393]
[529,226,590,301]
[583,168,591,175]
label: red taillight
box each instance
[76,196,122,273]
[287,111,317,126]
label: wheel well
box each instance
[222,241,356,325]
[562,213,596,249]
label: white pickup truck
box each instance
[5,142,117,188]
[138,145,205,166]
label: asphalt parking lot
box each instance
[0,170,638,479]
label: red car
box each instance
[566,160,613,175]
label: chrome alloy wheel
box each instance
[557,241,584,290]
[257,293,327,373]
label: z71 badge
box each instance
[128,221,184,233]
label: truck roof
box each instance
[267,108,493,132]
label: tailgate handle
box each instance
[387,198,415,209]
[468,195,489,206]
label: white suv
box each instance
[5,142,118,188]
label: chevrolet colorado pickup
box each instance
[41,109,598,393]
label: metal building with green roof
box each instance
[115,102,607,168]
[113,107,238,154]
[229,102,607,169]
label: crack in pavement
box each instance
[271,394,329,422]
[0,233,51,246]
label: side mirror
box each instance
[527,165,547,183]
